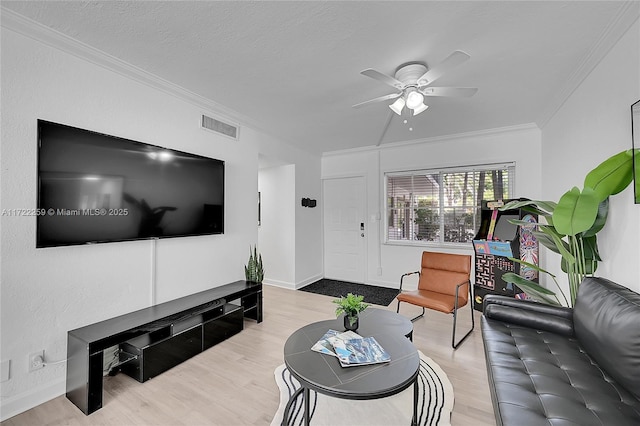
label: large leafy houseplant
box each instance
[501,149,637,307]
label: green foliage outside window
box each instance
[387,165,514,244]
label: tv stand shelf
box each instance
[66,280,262,415]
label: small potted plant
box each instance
[244,245,264,283]
[333,293,369,331]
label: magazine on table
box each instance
[311,330,362,356]
[311,330,391,366]
[331,336,391,367]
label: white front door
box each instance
[323,177,366,283]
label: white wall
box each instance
[541,19,640,294]
[258,165,296,287]
[0,24,322,419]
[322,125,542,289]
[294,155,323,287]
[253,129,323,289]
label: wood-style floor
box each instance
[2,285,495,425]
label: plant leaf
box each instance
[501,273,561,306]
[530,200,558,215]
[532,230,562,254]
[582,234,601,262]
[582,197,609,238]
[507,257,556,278]
[544,228,575,264]
[500,199,556,216]
[553,187,599,236]
[561,254,597,274]
[584,149,634,201]
[534,225,571,256]
[506,218,541,227]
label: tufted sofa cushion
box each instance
[573,277,640,400]
[482,319,640,425]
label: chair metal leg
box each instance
[410,307,425,322]
[397,300,425,322]
[451,283,475,349]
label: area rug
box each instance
[270,351,454,426]
[299,279,400,307]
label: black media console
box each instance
[66,280,262,415]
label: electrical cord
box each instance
[41,358,67,366]
[34,354,67,367]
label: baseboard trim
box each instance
[0,376,66,421]
[262,274,323,291]
[362,279,399,289]
[294,274,323,290]
[262,279,296,290]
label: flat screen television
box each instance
[37,120,224,248]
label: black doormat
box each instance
[299,279,400,307]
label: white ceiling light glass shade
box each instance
[412,103,429,115]
[405,89,424,109]
[389,97,405,115]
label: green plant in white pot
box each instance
[501,149,637,307]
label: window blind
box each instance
[386,163,515,244]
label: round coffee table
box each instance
[282,308,419,425]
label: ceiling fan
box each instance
[353,50,478,116]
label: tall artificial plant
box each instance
[501,149,637,307]
[244,245,264,283]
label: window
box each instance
[386,163,515,244]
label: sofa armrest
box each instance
[483,295,574,337]
[484,295,573,319]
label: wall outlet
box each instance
[1,360,10,382]
[28,350,44,372]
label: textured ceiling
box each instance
[2,1,635,155]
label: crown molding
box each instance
[537,2,640,128]
[0,7,264,134]
[322,123,540,157]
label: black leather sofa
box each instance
[481,277,640,425]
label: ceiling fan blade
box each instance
[421,87,478,97]
[360,69,405,90]
[352,92,401,109]
[417,50,471,87]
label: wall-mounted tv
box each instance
[37,120,224,248]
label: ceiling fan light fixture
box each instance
[389,97,405,115]
[412,103,429,115]
[405,90,424,109]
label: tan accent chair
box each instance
[396,251,474,349]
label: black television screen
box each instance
[36,120,224,248]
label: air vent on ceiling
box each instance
[201,114,238,140]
